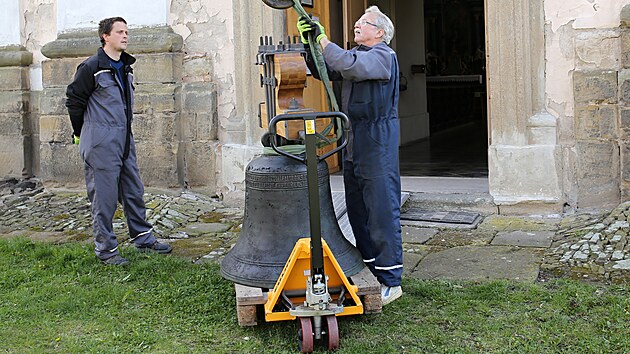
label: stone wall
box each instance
[7,0,630,211]
[167,0,285,203]
[567,5,630,209]
[0,46,33,178]
[573,70,621,208]
[621,5,630,202]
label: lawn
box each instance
[0,237,628,353]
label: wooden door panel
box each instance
[343,0,366,49]
[286,1,329,112]
[284,2,339,171]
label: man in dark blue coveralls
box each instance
[66,17,172,266]
[298,6,403,305]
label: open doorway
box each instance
[327,0,488,178]
[398,0,488,177]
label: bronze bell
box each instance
[220,154,365,289]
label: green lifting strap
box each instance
[263,0,345,157]
[290,0,342,145]
[263,144,305,156]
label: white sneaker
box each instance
[381,285,403,305]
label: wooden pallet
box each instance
[234,266,382,326]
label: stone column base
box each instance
[0,46,32,178]
[489,144,563,214]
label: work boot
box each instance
[136,241,172,254]
[381,284,403,305]
[101,255,129,266]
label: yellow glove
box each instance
[296,17,327,44]
[297,17,312,44]
[73,135,80,145]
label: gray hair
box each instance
[365,6,394,45]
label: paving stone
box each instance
[574,251,589,261]
[402,226,436,244]
[491,230,554,248]
[409,246,543,282]
[403,252,425,276]
[184,222,232,236]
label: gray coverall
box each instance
[66,48,156,260]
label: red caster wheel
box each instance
[325,315,339,351]
[298,317,314,353]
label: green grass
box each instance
[0,238,628,353]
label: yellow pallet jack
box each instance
[266,112,362,352]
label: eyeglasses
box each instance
[355,19,380,28]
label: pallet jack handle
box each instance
[268,111,349,278]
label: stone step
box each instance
[404,191,497,216]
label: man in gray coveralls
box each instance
[66,17,172,266]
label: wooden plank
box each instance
[362,293,383,314]
[235,283,266,305]
[235,284,266,327]
[350,266,380,295]
[237,305,258,326]
[350,267,383,314]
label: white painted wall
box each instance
[550,0,627,30]
[57,0,168,31]
[23,1,58,91]
[0,0,22,46]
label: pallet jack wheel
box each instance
[298,317,314,353]
[325,315,339,351]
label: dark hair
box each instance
[98,17,127,47]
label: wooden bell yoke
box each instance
[257,36,339,171]
[257,36,316,141]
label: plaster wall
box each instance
[57,0,168,31]
[545,0,626,122]
[0,1,21,46]
[22,0,57,91]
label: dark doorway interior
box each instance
[399,120,488,177]
[399,0,488,178]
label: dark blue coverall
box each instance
[66,48,157,261]
[318,42,403,287]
